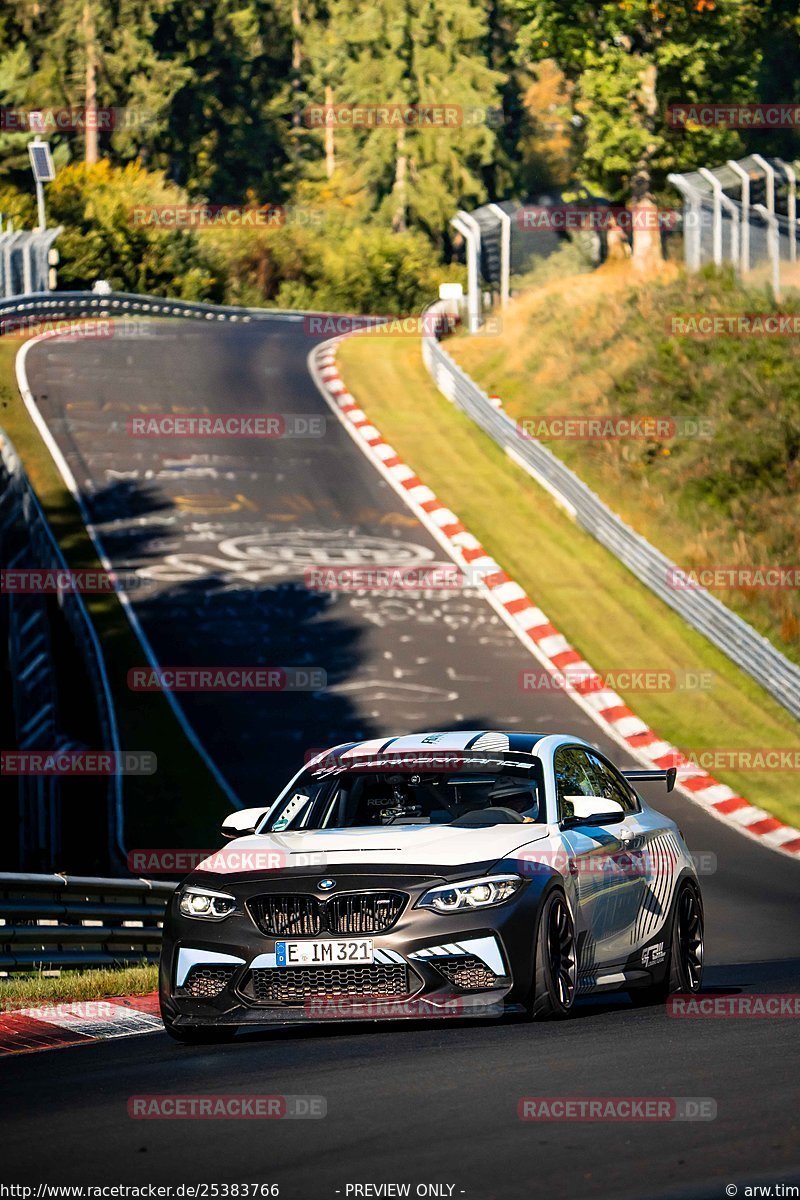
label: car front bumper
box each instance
[159,867,556,1027]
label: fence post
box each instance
[452,212,482,332]
[726,160,751,275]
[754,203,781,300]
[487,203,511,308]
[698,168,723,265]
[776,159,797,263]
[667,174,702,271]
[752,154,775,215]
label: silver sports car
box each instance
[160,731,704,1041]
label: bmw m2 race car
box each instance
[160,731,704,1041]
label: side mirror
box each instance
[221,807,271,840]
[562,796,625,826]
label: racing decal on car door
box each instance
[630,831,681,946]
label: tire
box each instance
[162,1010,238,1044]
[630,880,704,1007]
[529,889,577,1020]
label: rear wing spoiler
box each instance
[622,767,677,793]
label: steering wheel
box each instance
[449,806,527,826]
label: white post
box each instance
[487,202,511,308]
[699,168,739,267]
[776,159,796,263]
[727,160,750,274]
[452,211,482,333]
[752,154,775,214]
[21,235,33,294]
[698,168,723,265]
[667,173,703,272]
[754,203,781,300]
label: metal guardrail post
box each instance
[776,159,797,263]
[754,203,781,299]
[667,174,703,271]
[452,211,482,332]
[751,154,775,215]
[487,203,511,307]
[726,160,751,274]
[698,169,723,265]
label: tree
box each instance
[301,0,504,242]
[512,0,761,207]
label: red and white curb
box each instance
[309,340,800,861]
[0,993,162,1056]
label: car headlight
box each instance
[416,874,523,913]
[178,886,237,921]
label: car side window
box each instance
[554,746,599,822]
[585,753,640,814]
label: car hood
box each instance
[194,823,550,876]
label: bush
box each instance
[45,161,224,300]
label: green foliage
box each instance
[299,0,505,240]
[45,160,223,299]
[511,0,764,198]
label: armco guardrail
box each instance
[0,873,176,971]
[0,288,297,328]
[0,430,124,870]
[422,307,800,723]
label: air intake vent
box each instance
[183,965,237,998]
[432,955,499,990]
[243,964,411,1005]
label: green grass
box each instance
[451,263,800,666]
[337,329,800,829]
[0,328,230,852]
[0,965,158,1012]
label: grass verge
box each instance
[0,965,158,1012]
[0,327,230,856]
[450,263,800,666]
[337,329,800,829]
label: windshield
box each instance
[259,761,545,832]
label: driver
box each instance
[487,779,540,822]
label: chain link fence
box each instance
[669,154,800,294]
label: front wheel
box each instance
[529,889,577,1020]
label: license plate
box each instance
[275,938,374,967]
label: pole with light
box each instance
[27,136,56,232]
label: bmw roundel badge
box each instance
[317,878,336,891]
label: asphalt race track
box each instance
[4,317,799,1197]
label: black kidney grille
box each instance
[244,964,410,1005]
[248,892,405,937]
[248,894,323,936]
[327,892,405,934]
